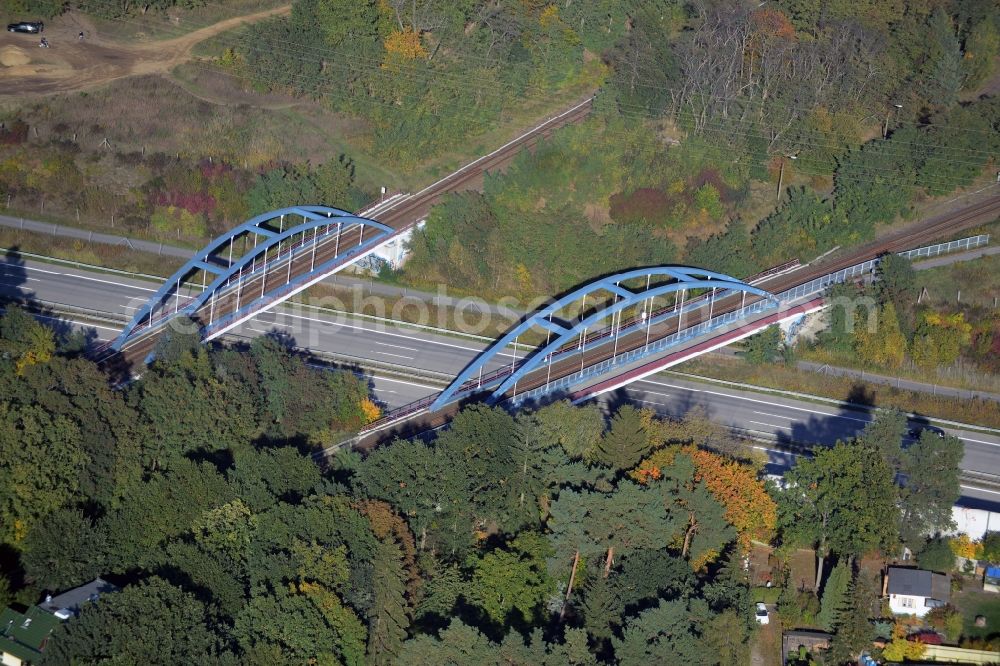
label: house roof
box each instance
[38,577,118,619]
[887,567,951,602]
[784,630,834,640]
[0,606,60,661]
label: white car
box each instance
[755,602,770,625]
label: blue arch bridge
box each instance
[104,205,833,439]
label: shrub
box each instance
[917,538,956,573]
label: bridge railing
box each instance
[510,298,779,405]
[357,234,993,430]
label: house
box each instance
[782,630,832,666]
[37,577,117,620]
[0,606,60,666]
[885,566,951,617]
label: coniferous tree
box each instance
[817,561,851,631]
[591,406,652,470]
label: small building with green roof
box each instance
[0,606,60,666]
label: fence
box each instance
[897,234,989,260]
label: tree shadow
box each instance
[0,246,100,350]
[775,382,877,453]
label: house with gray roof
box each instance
[885,566,951,617]
[38,577,118,620]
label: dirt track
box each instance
[0,5,289,98]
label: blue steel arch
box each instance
[430,266,777,410]
[111,205,393,351]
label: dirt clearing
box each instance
[0,5,289,98]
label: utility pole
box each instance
[883,103,903,138]
[776,154,797,202]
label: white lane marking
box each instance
[961,484,1000,496]
[22,266,61,275]
[1,275,43,282]
[751,445,800,458]
[247,327,271,334]
[752,409,868,425]
[959,436,1000,448]
[368,375,441,391]
[65,273,157,292]
[121,305,139,311]
[373,340,420,352]
[626,388,671,399]
[374,351,413,360]
[749,420,787,429]
[645,379,1000,445]
[32,313,121,332]
[256,310,514,359]
[633,398,669,407]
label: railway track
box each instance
[100,97,595,374]
[352,194,1000,448]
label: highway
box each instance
[2,253,999,509]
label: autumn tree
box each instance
[687,446,778,549]
[854,303,906,370]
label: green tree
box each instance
[828,572,878,664]
[921,9,965,107]
[981,532,1000,564]
[531,400,603,459]
[962,20,1000,88]
[778,440,899,590]
[874,253,916,308]
[917,537,956,573]
[0,402,86,544]
[817,561,851,631]
[468,532,553,625]
[579,574,623,644]
[854,303,906,370]
[21,508,107,592]
[591,405,651,470]
[858,408,908,473]
[703,608,752,666]
[899,431,963,546]
[615,548,696,609]
[42,577,224,664]
[399,619,499,665]
[366,537,410,665]
[742,325,784,365]
[234,584,366,666]
[613,598,711,665]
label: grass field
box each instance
[80,1,288,43]
[954,588,1000,642]
[916,251,1000,309]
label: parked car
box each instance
[908,630,943,645]
[755,602,770,625]
[907,425,945,439]
[7,21,44,33]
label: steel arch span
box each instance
[110,206,393,353]
[430,266,778,411]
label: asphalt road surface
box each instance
[2,254,999,508]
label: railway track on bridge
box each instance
[100,96,595,374]
[352,194,1000,448]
